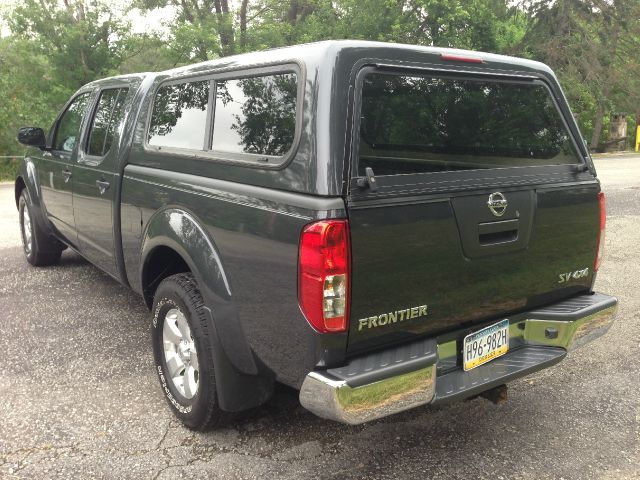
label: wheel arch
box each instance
[140,207,232,309]
[15,176,26,209]
[14,159,57,242]
[15,158,41,207]
[140,207,274,412]
[141,242,196,309]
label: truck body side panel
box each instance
[121,165,348,388]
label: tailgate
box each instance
[345,67,600,353]
[347,185,600,352]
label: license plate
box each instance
[463,319,509,371]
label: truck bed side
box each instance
[120,166,347,388]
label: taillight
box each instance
[595,192,606,272]
[298,220,350,333]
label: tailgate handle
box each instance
[478,219,519,246]
[356,167,378,192]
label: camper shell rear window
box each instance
[356,72,582,177]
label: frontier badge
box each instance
[358,305,428,331]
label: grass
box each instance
[0,158,19,182]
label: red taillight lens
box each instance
[595,192,606,272]
[298,220,350,333]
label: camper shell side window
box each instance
[144,64,302,168]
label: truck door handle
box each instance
[62,168,72,183]
[96,179,110,195]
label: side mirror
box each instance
[18,127,47,149]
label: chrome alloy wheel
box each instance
[163,308,199,399]
[22,205,33,256]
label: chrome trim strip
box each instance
[525,304,618,351]
[299,366,435,425]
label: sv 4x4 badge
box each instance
[558,267,589,283]
[358,305,428,331]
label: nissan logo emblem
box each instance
[487,192,508,217]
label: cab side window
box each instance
[86,88,129,157]
[53,93,92,152]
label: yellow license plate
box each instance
[463,319,509,371]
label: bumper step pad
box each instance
[434,346,565,403]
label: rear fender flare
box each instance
[140,207,274,411]
[141,207,232,305]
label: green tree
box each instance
[9,0,130,88]
[522,0,640,149]
[0,37,63,156]
[1,0,638,161]
[134,0,235,61]
[117,34,182,74]
[0,0,132,162]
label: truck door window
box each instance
[357,73,581,176]
[212,73,297,157]
[148,80,209,150]
[53,93,92,152]
[87,88,129,157]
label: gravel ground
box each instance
[0,157,638,480]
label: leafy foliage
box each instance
[9,0,129,87]
[521,0,640,148]
[0,0,638,159]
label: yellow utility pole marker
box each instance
[636,125,640,152]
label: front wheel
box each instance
[18,190,63,266]
[151,273,225,430]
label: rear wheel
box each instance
[151,273,225,430]
[18,190,63,266]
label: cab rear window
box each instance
[357,73,581,176]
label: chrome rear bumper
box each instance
[299,292,617,425]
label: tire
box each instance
[18,189,63,266]
[151,273,225,430]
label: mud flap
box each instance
[203,306,275,412]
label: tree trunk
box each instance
[589,6,620,151]
[240,0,249,50]
[288,0,299,25]
[66,1,90,85]
[214,0,234,56]
[590,98,606,151]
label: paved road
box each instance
[0,158,638,480]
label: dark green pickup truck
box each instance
[15,40,617,429]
